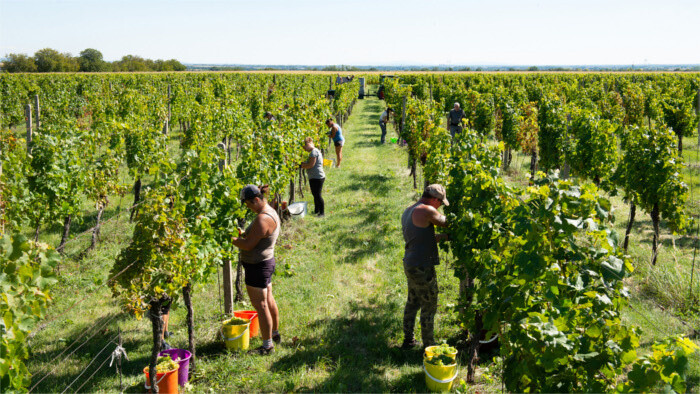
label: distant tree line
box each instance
[1,48,186,73]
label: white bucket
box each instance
[288,202,307,218]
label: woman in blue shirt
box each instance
[325,118,345,168]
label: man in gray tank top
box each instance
[400,184,449,349]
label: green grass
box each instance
[27,97,501,392]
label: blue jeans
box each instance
[380,121,387,143]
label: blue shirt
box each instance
[332,125,344,142]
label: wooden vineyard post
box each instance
[34,94,40,130]
[400,96,406,146]
[217,141,234,314]
[25,103,33,155]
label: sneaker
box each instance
[400,338,419,350]
[248,345,274,355]
[164,330,172,339]
[317,213,325,218]
[272,332,281,344]
[161,340,173,351]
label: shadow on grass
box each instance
[330,199,395,264]
[338,173,393,197]
[269,297,426,392]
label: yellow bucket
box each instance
[323,158,333,167]
[424,345,458,360]
[423,357,458,392]
[221,318,250,351]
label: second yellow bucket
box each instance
[221,318,250,351]
[423,358,458,392]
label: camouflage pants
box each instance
[403,265,439,346]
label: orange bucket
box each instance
[144,365,179,394]
[234,310,259,337]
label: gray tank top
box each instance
[240,206,280,264]
[401,203,439,268]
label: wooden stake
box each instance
[222,259,234,314]
[218,140,233,313]
[34,95,40,130]
[25,104,33,155]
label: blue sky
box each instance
[1,0,698,65]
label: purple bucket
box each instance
[158,348,192,387]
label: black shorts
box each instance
[334,140,344,147]
[242,258,276,288]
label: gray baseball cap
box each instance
[425,184,449,206]
[240,184,261,203]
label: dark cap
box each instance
[240,184,261,203]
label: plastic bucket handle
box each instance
[220,324,249,341]
[144,368,174,389]
[479,333,499,344]
[423,364,459,384]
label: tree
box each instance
[78,48,106,72]
[114,55,149,72]
[2,53,37,73]
[33,48,77,72]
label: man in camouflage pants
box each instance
[400,184,449,349]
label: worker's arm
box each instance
[427,206,448,228]
[300,155,317,170]
[329,125,338,139]
[232,216,271,251]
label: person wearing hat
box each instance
[400,184,449,349]
[232,184,281,355]
[325,118,345,168]
[379,108,394,144]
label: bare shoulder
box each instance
[412,204,437,226]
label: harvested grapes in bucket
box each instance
[431,343,457,355]
[425,354,456,367]
[222,316,249,326]
[148,354,179,373]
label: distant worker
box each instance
[326,118,345,168]
[400,184,449,349]
[448,102,466,139]
[300,137,326,217]
[379,108,394,144]
[232,185,281,355]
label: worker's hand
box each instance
[237,227,244,237]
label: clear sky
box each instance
[1,0,698,66]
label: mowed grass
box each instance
[27,96,497,392]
